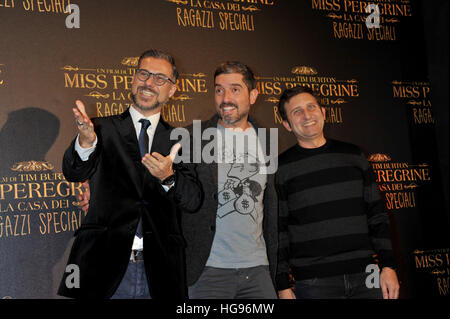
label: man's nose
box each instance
[144,74,156,87]
[303,110,312,119]
[223,89,233,103]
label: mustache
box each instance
[220,102,237,109]
[138,86,158,95]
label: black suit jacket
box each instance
[58,109,202,299]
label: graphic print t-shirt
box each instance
[206,124,269,268]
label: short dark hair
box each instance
[138,49,179,81]
[278,86,321,121]
[214,61,256,90]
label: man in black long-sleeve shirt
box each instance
[275,86,399,299]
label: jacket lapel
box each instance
[204,115,219,188]
[116,109,141,162]
[114,109,144,196]
[150,119,170,155]
[143,118,173,187]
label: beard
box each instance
[217,102,248,125]
[131,86,162,113]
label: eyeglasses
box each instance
[135,69,175,86]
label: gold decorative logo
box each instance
[61,65,79,72]
[242,5,260,12]
[266,97,279,104]
[291,66,318,75]
[11,161,54,172]
[86,91,110,99]
[121,57,139,67]
[327,13,342,19]
[330,98,347,105]
[385,18,400,23]
[167,0,188,4]
[181,73,206,78]
[61,66,95,72]
[171,94,192,101]
[368,153,392,162]
[404,183,419,190]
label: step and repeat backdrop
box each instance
[0,0,448,298]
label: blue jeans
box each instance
[294,272,382,299]
[189,266,277,299]
[111,259,151,299]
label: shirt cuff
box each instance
[75,134,98,161]
[161,182,175,192]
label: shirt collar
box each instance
[129,104,161,130]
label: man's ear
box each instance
[321,106,326,120]
[249,88,259,105]
[168,82,178,98]
[282,120,292,132]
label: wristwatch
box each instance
[160,173,176,186]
